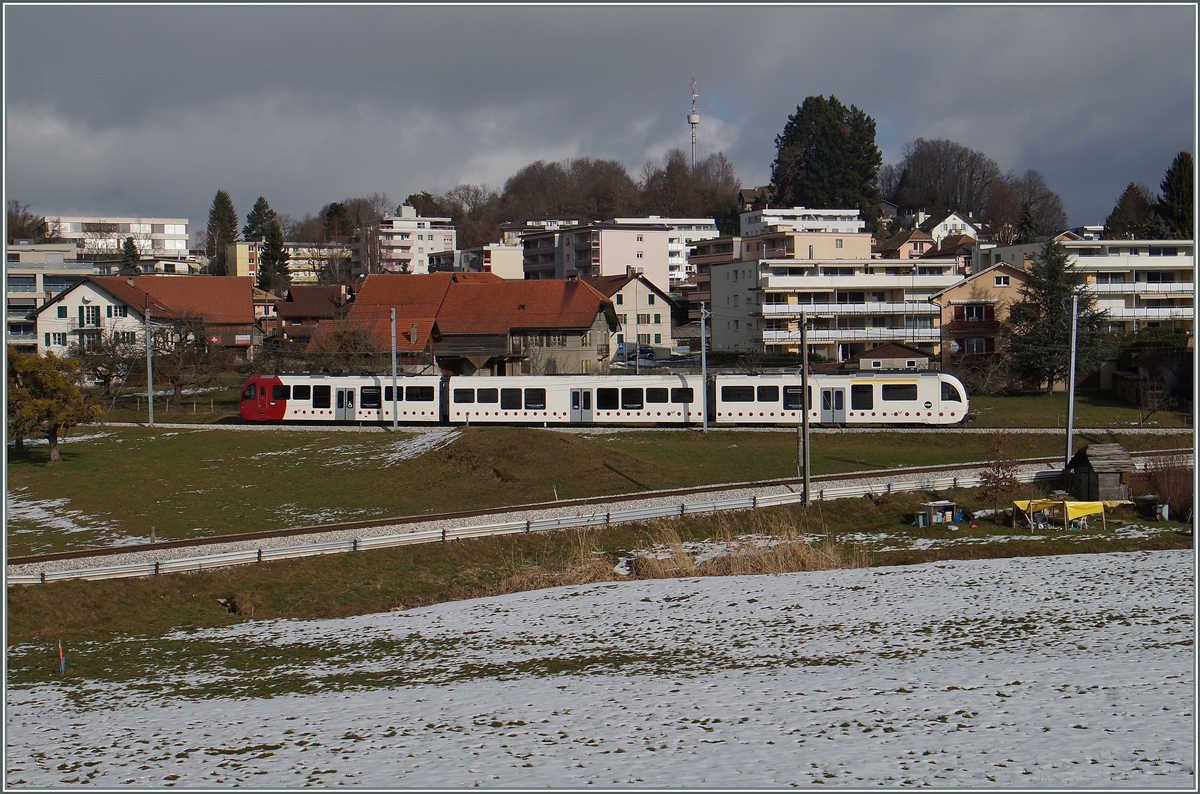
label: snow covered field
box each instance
[6,550,1194,787]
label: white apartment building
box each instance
[612,216,720,286]
[740,207,866,238]
[523,222,673,294]
[5,242,96,353]
[353,205,456,276]
[710,250,961,362]
[978,238,1194,335]
[36,215,190,258]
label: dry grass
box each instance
[1145,454,1194,517]
[481,511,870,595]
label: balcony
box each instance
[1105,306,1195,320]
[7,284,38,293]
[944,320,1001,333]
[761,272,958,291]
[763,327,940,343]
[760,301,939,317]
[1091,281,1194,295]
[6,330,37,341]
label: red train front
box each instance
[238,374,288,422]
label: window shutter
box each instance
[78,306,84,327]
[106,305,112,318]
[986,337,995,352]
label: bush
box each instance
[1145,455,1193,519]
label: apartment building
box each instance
[978,237,1194,335]
[929,263,1029,366]
[681,237,743,323]
[5,242,95,353]
[612,216,720,286]
[710,246,960,361]
[739,207,866,238]
[457,243,525,280]
[36,215,190,259]
[351,205,456,276]
[523,222,672,294]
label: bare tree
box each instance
[152,313,228,403]
[7,199,39,243]
[310,315,381,372]
[977,432,1020,522]
[69,330,139,401]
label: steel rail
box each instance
[7,448,1188,567]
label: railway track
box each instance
[8,448,1189,568]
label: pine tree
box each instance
[205,190,240,276]
[243,196,277,242]
[257,218,291,294]
[769,96,883,232]
[1013,202,1040,244]
[1157,151,1193,240]
[1002,241,1109,392]
[120,236,140,275]
[1103,183,1159,239]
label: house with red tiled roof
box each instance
[872,228,935,260]
[31,275,258,357]
[585,269,678,361]
[311,272,617,375]
[272,285,350,344]
[922,233,978,275]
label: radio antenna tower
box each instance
[687,77,700,171]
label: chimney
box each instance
[566,270,579,282]
[409,323,418,344]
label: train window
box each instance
[312,385,331,408]
[336,391,345,409]
[361,387,382,409]
[670,387,694,403]
[941,382,964,402]
[851,384,873,410]
[882,384,918,401]
[597,388,619,410]
[453,389,475,403]
[756,385,779,402]
[384,386,397,402]
[646,388,669,403]
[272,384,290,400]
[500,389,522,410]
[621,388,644,410]
[524,388,547,410]
[293,384,311,400]
[241,384,256,400]
[721,385,755,402]
[406,386,435,402]
[476,388,498,404]
[783,386,805,410]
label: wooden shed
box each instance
[1065,444,1136,501]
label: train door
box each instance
[256,379,269,419]
[570,388,593,423]
[335,388,355,421]
[820,387,845,423]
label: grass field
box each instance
[6,425,1189,557]
[6,489,1191,695]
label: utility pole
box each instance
[390,307,398,431]
[144,293,154,426]
[1064,292,1079,468]
[700,301,709,433]
[801,310,811,506]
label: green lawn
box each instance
[967,390,1191,428]
[6,424,1189,557]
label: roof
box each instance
[917,211,978,234]
[854,342,931,361]
[437,279,615,335]
[922,234,977,258]
[584,273,673,302]
[873,228,933,253]
[1067,444,1137,474]
[279,286,344,320]
[34,275,254,325]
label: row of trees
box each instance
[204,192,290,289]
[1102,151,1193,241]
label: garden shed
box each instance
[1065,443,1136,502]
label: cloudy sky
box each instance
[5,5,1195,244]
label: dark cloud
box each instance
[5,6,1194,236]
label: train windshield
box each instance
[241,383,256,401]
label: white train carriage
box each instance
[447,374,705,425]
[712,371,968,426]
[238,372,443,423]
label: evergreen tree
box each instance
[1002,241,1109,393]
[1157,151,1193,239]
[257,217,291,294]
[242,196,277,242]
[1013,202,1040,244]
[120,236,140,275]
[769,95,883,232]
[205,190,240,276]
[1103,183,1160,239]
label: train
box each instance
[238,370,969,427]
